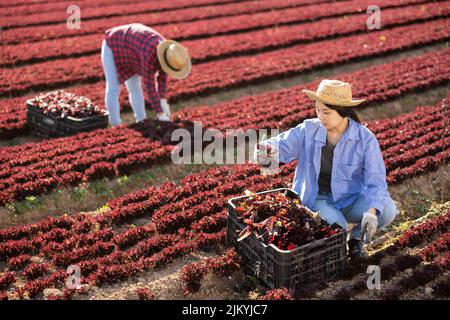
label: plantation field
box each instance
[0,0,448,301]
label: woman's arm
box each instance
[140,48,163,113]
[263,122,306,163]
[363,134,390,215]
[157,71,168,99]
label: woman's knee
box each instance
[378,198,399,230]
[127,87,144,100]
[125,75,142,93]
[105,84,120,98]
[312,201,348,230]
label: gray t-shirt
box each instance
[318,141,336,193]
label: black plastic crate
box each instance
[226,188,347,291]
[26,102,109,139]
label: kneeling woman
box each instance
[255,79,399,258]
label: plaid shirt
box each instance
[105,23,167,113]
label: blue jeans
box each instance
[310,190,399,241]
[101,40,146,126]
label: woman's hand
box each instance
[156,112,170,121]
[253,142,278,167]
[160,99,171,117]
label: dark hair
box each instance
[323,103,362,124]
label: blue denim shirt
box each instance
[265,117,390,213]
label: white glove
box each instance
[160,99,171,118]
[253,142,278,166]
[156,112,170,122]
[360,212,378,243]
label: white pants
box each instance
[101,40,147,126]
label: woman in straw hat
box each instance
[254,79,399,258]
[101,23,191,126]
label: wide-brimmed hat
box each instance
[302,79,366,107]
[157,40,191,80]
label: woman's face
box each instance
[315,101,345,130]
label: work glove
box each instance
[156,112,170,122]
[160,99,171,118]
[253,142,278,167]
[360,212,378,243]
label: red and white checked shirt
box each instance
[104,23,168,113]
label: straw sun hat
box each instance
[302,79,366,107]
[157,39,192,80]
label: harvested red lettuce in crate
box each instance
[27,90,107,119]
[235,190,340,250]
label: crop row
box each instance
[181,248,242,295]
[0,0,250,17]
[175,48,450,131]
[0,169,293,298]
[3,0,441,67]
[1,0,434,44]
[2,0,327,29]
[0,53,448,205]
[181,203,450,299]
[0,159,448,299]
[3,3,448,98]
[1,19,449,140]
[330,211,450,300]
